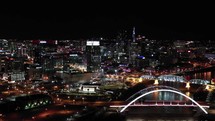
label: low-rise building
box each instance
[79,83,100,93]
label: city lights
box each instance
[154,79,159,85]
[0,13,214,120]
[186,82,190,89]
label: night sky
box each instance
[0,2,214,40]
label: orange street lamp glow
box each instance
[154,79,159,85]
[186,82,190,89]
[139,78,142,83]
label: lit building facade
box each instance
[86,40,101,72]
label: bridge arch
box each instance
[126,85,181,101]
[120,89,208,114]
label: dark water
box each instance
[185,71,215,81]
[144,91,190,101]
[125,107,196,121]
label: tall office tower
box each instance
[114,30,128,63]
[86,40,101,72]
[129,27,138,66]
[0,39,9,73]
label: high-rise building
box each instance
[114,30,129,63]
[0,56,9,73]
[129,27,138,66]
[86,40,101,72]
[0,39,9,73]
[0,39,8,49]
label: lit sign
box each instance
[86,41,100,46]
[70,54,78,56]
[40,41,47,43]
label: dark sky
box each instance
[0,2,214,40]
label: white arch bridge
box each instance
[110,88,209,114]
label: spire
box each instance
[132,27,135,42]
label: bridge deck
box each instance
[110,101,210,108]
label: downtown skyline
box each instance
[0,3,215,120]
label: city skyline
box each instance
[1,3,215,120]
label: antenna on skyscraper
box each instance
[132,27,135,42]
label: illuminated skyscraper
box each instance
[129,27,138,66]
[86,40,101,72]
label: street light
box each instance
[205,85,210,90]
[185,82,190,90]
[82,97,85,103]
[73,99,75,104]
[154,79,159,85]
[139,78,142,83]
